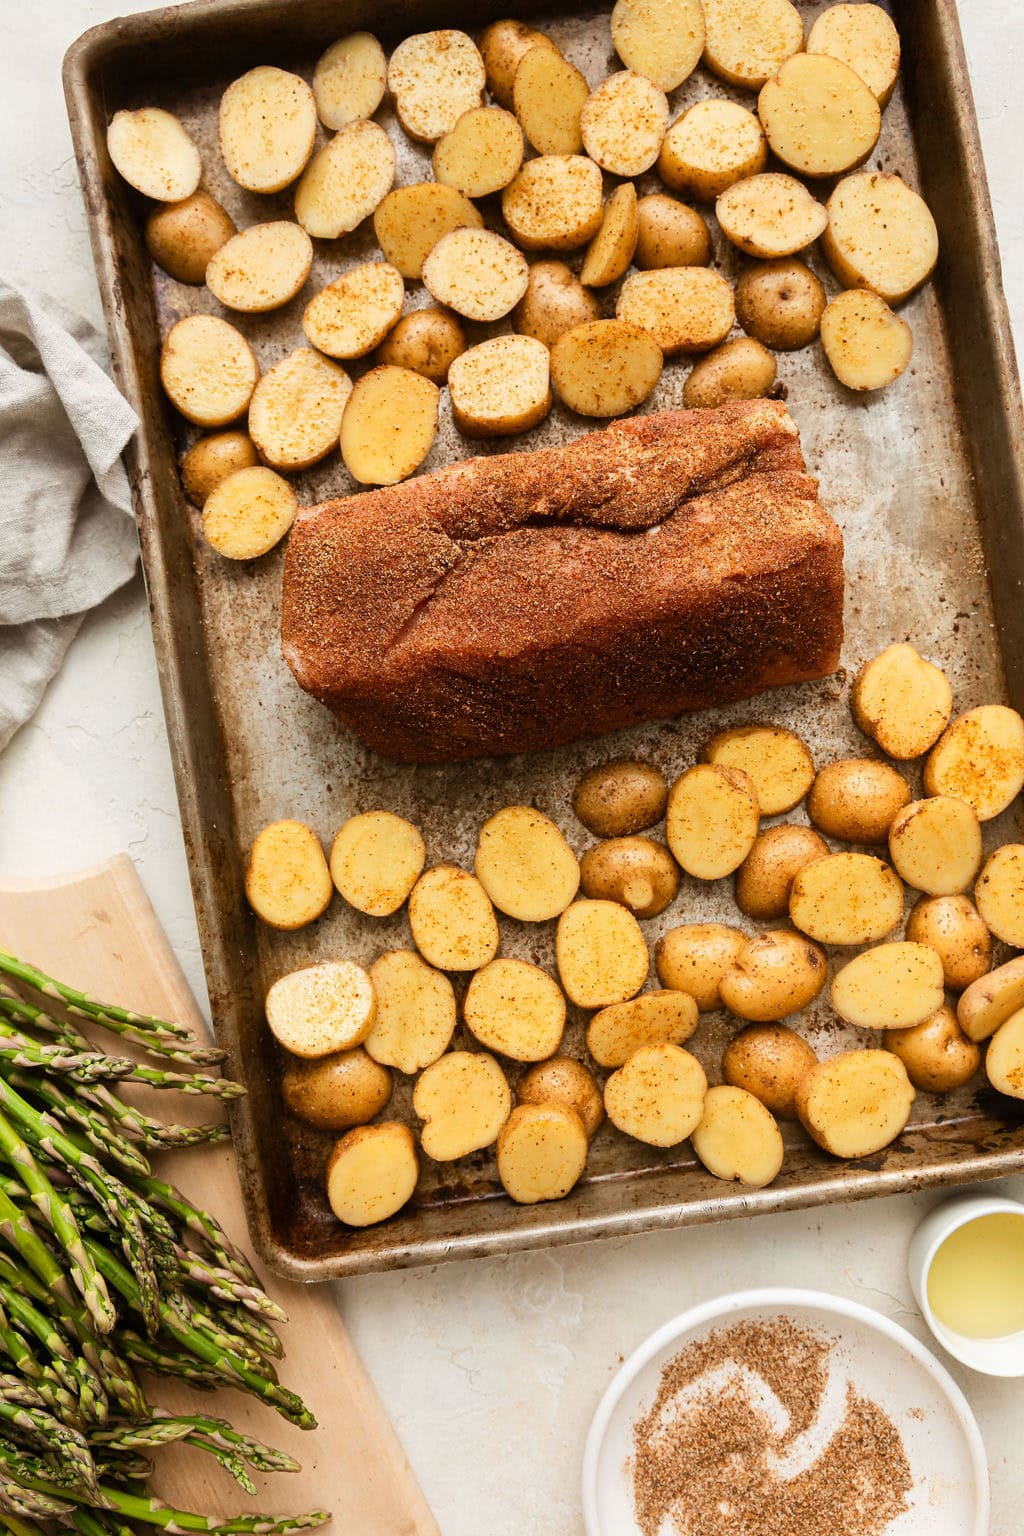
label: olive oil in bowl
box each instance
[927,1212,1024,1340]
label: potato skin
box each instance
[635,195,711,270]
[735,259,826,350]
[516,1057,604,1139]
[735,823,829,921]
[513,261,600,349]
[579,836,680,918]
[683,337,777,409]
[719,929,828,1023]
[572,759,668,838]
[180,431,259,507]
[375,307,466,384]
[886,1005,981,1094]
[281,1048,392,1131]
[723,1024,817,1120]
[808,758,911,844]
[146,190,236,284]
[479,19,557,108]
[905,895,992,992]
[655,922,747,1011]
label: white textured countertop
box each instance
[2,4,1022,1531]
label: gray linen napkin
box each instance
[0,279,140,750]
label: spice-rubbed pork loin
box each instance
[281,401,844,763]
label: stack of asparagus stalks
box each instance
[0,947,327,1536]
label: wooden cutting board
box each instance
[0,854,439,1536]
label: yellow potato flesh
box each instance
[463,958,567,1062]
[365,950,456,1074]
[665,764,759,879]
[340,366,439,487]
[329,810,425,917]
[830,942,945,1032]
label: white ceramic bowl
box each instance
[909,1192,1024,1376]
[582,1287,989,1536]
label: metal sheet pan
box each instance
[63,0,1024,1280]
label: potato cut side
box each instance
[735,824,830,922]
[413,1051,511,1160]
[550,320,663,419]
[514,261,600,348]
[616,267,735,356]
[975,845,1024,948]
[245,819,332,931]
[265,961,376,1058]
[657,99,767,201]
[502,155,604,252]
[513,46,590,157]
[433,106,524,196]
[387,29,485,143]
[448,335,551,439]
[702,725,813,816]
[325,1123,418,1227]
[474,806,579,921]
[853,644,953,760]
[464,958,567,1061]
[294,120,396,240]
[722,1024,817,1120]
[611,0,706,91]
[924,705,1024,822]
[986,1009,1024,1100]
[146,191,236,285]
[580,70,670,178]
[160,314,258,428]
[107,107,202,202]
[636,195,712,269]
[703,0,804,88]
[219,66,317,192]
[422,228,529,323]
[888,796,983,896]
[831,942,945,1032]
[201,465,297,560]
[789,852,903,946]
[905,894,992,993]
[373,184,483,280]
[587,990,698,1068]
[958,957,1024,1044]
[759,54,881,178]
[717,174,828,259]
[796,1050,915,1159]
[340,366,439,487]
[655,923,748,1011]
[665,764,759,879]
[408,865,500,972]
[719,930,827,1023]
[329,810,426,917]
[313,33,388,129]
[282,1048,392,1133]
[206,222,312,313]
[375,308,466,385]
[807,758,911,845]
[735,258,826,350]
[581,184,640,288]
[683,338,777,409]
[497,1104,589,1203]
[578,836,680,919]
[691,1085,784,1188]
[180,431,258,507]
[248,349,352,473]
[886,1006,981,1095]
[365,950,456,1073]
[556,899,649,1008]
[480,19,558,108]
[820,289,913,392]
[302,262,405,360]
[823,172,938,305]
[806,4,901,106]
[604,1043,707,1147]
[572,758,669,838]
[517,1058,604,1139]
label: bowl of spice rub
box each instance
[582,1288,988,1536]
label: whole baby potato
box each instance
[572,758,668,838]
[281,1047,392,1132]
[579,836,680,918]
[682,337,777,409]
[375,306,467,384]
[513,260,600,349]
[516,1056,604,1139]
[722,1023,818,1120]
[734,258,826,351]
[719,929,828,1022]
[886,1004,981,1094]
[655,922,747,1011]
[807,758,911,844]
[180,431,259,507]
[905,894,992,992]
[735,823,830,921]
[145,190,236,284]
[634,194,711,270]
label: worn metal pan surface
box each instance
[63,0,1024,1279]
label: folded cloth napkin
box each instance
[0,278,139,750]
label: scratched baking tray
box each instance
[64,0,1024,1279]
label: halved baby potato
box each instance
[180,431,258,507]
[219,66,317,192]
[578,836,680,919]
[796,1050,915,1159]
[375,307,467,385]
[265,960,376,1057]
[550,320,663,418]
[807,758,911,844]
[635,195,712,270]
[806,3,901,106]
[294,120,396,240]
[433,106,524,195]
[408,865,500,972]
[758,53,881,178]
[735,823,830,922]
[906,895,992,993]
[853,643,953,760]
[282,1048,392,1133]
[373,184,483,280]
[975,845,1024,948]
[312,32,388,129]
[655,922,748,1010]
[717,174,828,259]
[691,1084,784,1189]
[329,810,426,917]
[888,796,983,896]
[587,990,699,1068]
[502,155,605,252]
[464,957,567,1061]
[719,930,827,1022]
[604,1043,707,1147]
[513,46,590,157]
[572,758,669,838]
[340,366,439,486]
[683,338,777,410]
[580,70,669,177]
[958,956,1024,1043]
[146,191,235,285]
[611,0,706,91]
[617,267,735,356]
[657,99,767,202]
[160,314,258,428]
[702,724,813,816]
[365,950,456,1073]
[986,1009,1024,1100]
[201,465,297,560]
[924,705,1024,821]
[516,1058,604,1139]
[474,806,579,921]
[448,335,552,438]
[514,262,600,348]
[496,1103,589,1203]
[556,899,649,1008]
[820,289,913,392]
[665,763,759,879]
[422,228,529,323]
[823,172,939,305]
[703,0,804,89]
[325,1123,418,1227]
[886,1005,981,1095]
[790,852,903,946]
[413,1050,511,1159]
[107,107,202,202]
[303,262,405,360]
[248,349,352,472]
[831,942,945,1032]
[722,1024,817,1120]
[479,19,558,108]
[246,819,332,930]
[387,29,486,143]
[580,184,640,288]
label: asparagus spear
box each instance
[0,955,195,1042]
[0,994,225,1070]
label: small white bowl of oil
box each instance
[909,1192,1024,1376]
